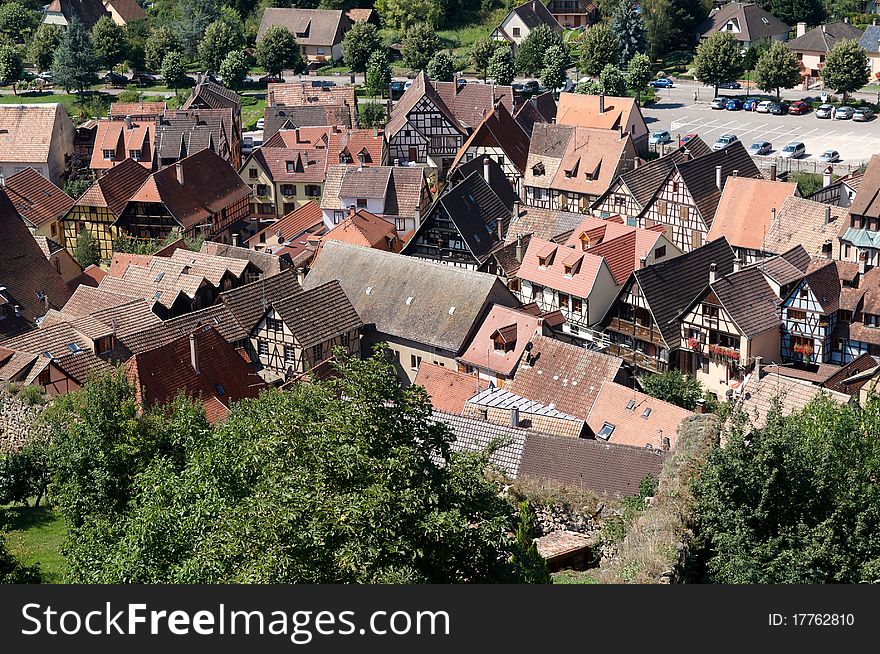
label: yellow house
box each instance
[240,148,327,220]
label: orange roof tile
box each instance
[2,167,74,228]
[708,177,798,250]
[458,305,542,377]
[517,236,609,299]
[319,210,400,252]
[246,200,325,249]
[414,362,487,414]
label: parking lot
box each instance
[641,82,880,167]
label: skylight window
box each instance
[448,306,456,315]
[406,296,413,305]
[154,271,165,282]
[67,343,82,353]
[215,384,225,396]
[597,423,615,440]
[642,408,652,419]
[626,400,636,411]
[365,286,373,295]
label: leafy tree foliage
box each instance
[488,45,515,86]
[598,63,627,96]
[742,37,771,72]
[0,537,41,583]
[821,38,869,100]
[0,438,50,508]
[754,41,801,100]
[256,25,303,77]
[359,101,387,128]
[74,226,101,267]
[510,501,551,584]
[174,0,219,59]
[427,51,455,82]
[48,354,547,583]
[375,0,443,30]
[123,17,149,71]
[0,2,38,42]
[695,395,880,583]
[365,49,391,96]
[540,45,570,94]
[694,31,745,96]
[64,178,92,200]
[144,25,181,72]
[642,0,706,58]
[91,16,128,71]
[627,52,653,104]
[0,45,24,95]
[472,37,502,82]
[402,23,440,72]
[517,24,563,77]
[767,0,825,26]
[198,19,244,72]
[580,22,619,77]
[52,18,98,94]
[28,23,62,72]
[160,51,187,91]
[611,0,647,65]
[342,20,381,73]
[640,371,703,410]
[218,49,249,90]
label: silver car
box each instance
[818,150,840,163]
[748,141,772,155]
[834,106,855,120]
[712,134,738,150]
[854,107,874,122]
[710,97,726,110]
[780,142,806,159]
[815,104,834,118]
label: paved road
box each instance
[642,79,880,167]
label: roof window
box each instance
[597,423,615,440]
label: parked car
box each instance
[725,98,743,111]
[788,101,811,115]
[131,71,158,84]
[756,100,773,113]
[712,134,738,150]
[649,78,674,88]
[770,102,789,115]
[742,98,760,111]
[780,142,806,159]
[710,97,727,109]
[854,107,875,122]
[649,130,672,145]
[681,133,698,144]
[255,117,265,130]
[834,106,855,120]
[818,150,840,162]
[311,80,336,87]
[241,136,254,157]
[815,104,835,118]
[748,141,772,155]
[524,79,540,92]
[718,81,742,89]
[38,70,53,80]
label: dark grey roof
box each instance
[860,25,880,53]
[123,303,248,355]
[447,155,517,210]
[698,2,790,41]
[154,111,230,161]
[263,105,352,141]
[258,8,351,46]
[788,21,863,53]
[270,279,363,348]
[621,238,736,349]
[219,269,301,332]
[433,411,526,478]
[514,91,557,136]
[709,266,781,337]
[509,1,562,32]
[303,241,518,353]
[183,81,241,111]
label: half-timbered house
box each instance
[762,196,847,260]
[600,238,735,373]
[840,154,880,267]
[779,260,842,365]
[1,167,74,244]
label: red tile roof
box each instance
[109,102,166,119]
[707,177,798,250]
[267,82,358,129]
[414,362,487,414]
[89,119,153,171]
[2,167,74,229]
[327,128,385,168]
[458,305,542,377]
[517,236,610,299]
[75,157,153,216]
[107,252,153,278]
[246,200,325,249]
[318,210,400,252]
[250,147,328,183]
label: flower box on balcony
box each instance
[793,343,814,356]
[708,344,739,360]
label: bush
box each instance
[792,171,825,196]
[19,385,45,407]
[640,370,704,410]
[117,87,140,103]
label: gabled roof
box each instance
[517,236,610,300]
[246,201,325,249]
[762,195,847,257]
[183,81,241,111]
[514,91,557,136]
[266,82,358,129]
[621,238,736,349]
[702,266,781,337]
[122,303,247,355]
[788,21,863,54]
[415,363,488,414]
[249,147,328,183]
[556,93,645,134]
[89,118,152,170]
[200,242,287,277]
[506,205,585,242]
[258,8,352,47]
[507,1,562,32]
[263,105,353,140]
[446,155,517,210]
[756,245,811,286]
[320,165,428,220]
[104,0,146,23]
[46,0,109,29]
[451,101,530,174]
[849,154,880,218]
[0,104,65,165]
[458,305,542,376]
[433,411,526,479]
[698,2,790,41]
[109,102,166,119]
[859,25,880,53]
[319,209,400,252]
[266,279,363,348]
[303,241,517,353]
[2,167,73,228]
[821,353,880,395]
[217,269,301,333]
[327,127,385,167]
[707,177,798,250]
[792,260,841,313]
[153,109,233,162]
[735,371,849,430]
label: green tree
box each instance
[488,45,515,86]
[753,40,801,101]
[575,79,602,94]
[198,19,244,72]
[74,226,101,267]
[579,22,620,77]
[0,437,51,507]
[28,23,62,72]
[91,15,127,71]
[598,62,627,96]
[342,20,381,73]
[768,0,825,26]
[742,37,771,72]
[695,395,880,583]
[52,18,98,94]
[174,0,219,60]
[643,0,706,58]
[517,24,563,77]
[540,45,570,94]
[0,45,24,95]
[694,31,745,97]
[627,52,653,105]
[144,25,181,72]
[365,49,391,96]
[472,37,501,82]
[0,2,38,43]
[359,101,387,129]
[64,178,92,200]
[821,38,869,101]
[0,538,42,584]
[124,17,149,71]
[161,51,187,93]
[427,50,455,82]
[641,371,703,410]
[402,23,440,72]
[49,353,547,583]
[218,49,249,90]
[256,25,303,77]
[510,501,551,584]
[375,0,443,30]
[611,0,647,65]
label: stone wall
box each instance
[0,388,49,454]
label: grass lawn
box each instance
[3,504,67,583]
[0,90,113,119]
[241,95,267,130]
[552,569,600,584]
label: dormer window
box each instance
[491,325,517,353]
[130,150,140,161]
[532,162,544,176]
[95,335,116,354]
[538,256,547,267]
[286,161,295,172]
[103,150,115,161]
[563,263,573,277]
[866,313,880,328]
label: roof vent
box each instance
[448,306,456,315]
[405,296,413,305]
[365,286,373,295]
[642,407,652,419]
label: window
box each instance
[305,185,321,197]
[672,181,679,192]
[38,369,51,386]
[614,195,625,207]
[357,198,368,208]
[691,229,702,250]
[642,408,652,419]
[396,217,406,232]
[658,200,667,216]
[571,297,583,314]
[431,116,442,128]
[258,340,268,356]
[497,155,505,167]
[96,335,115,354]
[317,47,325,55]
[563,263,573,277]
[833,338,844,352]
[681,206,689,220]
[284,346,295,363]
[333,211,344,224]
[866,314,880,327]
[800,288,809,299]
[265,317,283,331]
[560,294,569,310]
[839,310,853,323]
[249,168,258,179]
[596,422,615,440]
[281,184,296,196]
[410,354,422,371]
[341,332,350,347]
[312,343,324,361]
[103,150,115,161]
[256,184,269,197]
[508,278,521,292]
[654,245,666,259]
[788,309,807,321]
[702,304,719,319]
[130,150,140,161]
[512,27,521,36]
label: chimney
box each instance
[709,262,717,285]
[733,257,741,273]
[483,156,491,184]
[348,205,356,217]
[232,232,240,247]
[683,148,690,160]
[0,174,5,187]
[296,267,305,286]
[821,24,826,32]
[599,94,605,114]
[295,128,302,143]
[189,332,199,374]
[694,398,706,414]
[797,22,807,38]
[512,199,520,220]
[754,355,763,380]
[497,214,504,241]
[732,169,738,177]
[510,406,520,428]
[771,206,776,226]
[175,162,184,186]
[125,115,132,130]
[770,163,777,181]
[823,165,833,188]
[639,256,647,268]
[618,125,623,140]
[825,205,832,225]
[516,234,524,262]
[358,151,366,170]
[661,435,670,452]
[715,165,722,191]
[859,255,868,275]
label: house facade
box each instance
[0,104,75,187]
[697,2,790,47]
[547,0,597,28]
[258,9,352,63]
[788,21,863,81]
[492,1,562,53]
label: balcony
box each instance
[607,344,667,373]
[608,317,665,347]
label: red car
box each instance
[788,101,811,115]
